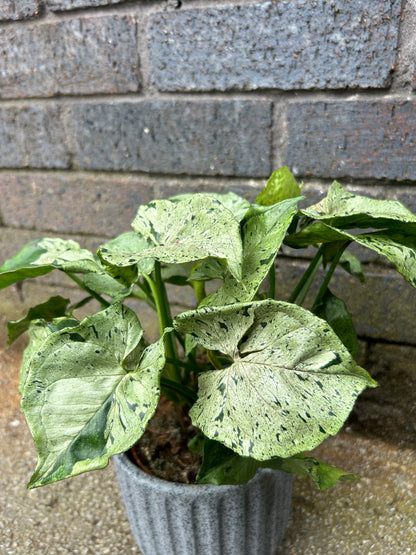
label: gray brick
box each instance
[0,105,70,169]
[48,0,128,10]
[285,100,416,181]
[0,16,139,98]
[148,0,401,92]
[0,173,154,238]
[275,259,416,345]
[0,0,41,21]
[71,101,272,177]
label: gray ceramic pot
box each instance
[113,452,293,555]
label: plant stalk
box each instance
[312,242,350,311]
[145,263,181,383]
[288,245,325,305]
[268,262,276,299]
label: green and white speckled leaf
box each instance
[301,181,416,231]
[188,258,229,282]
[174,300,376,460]
[19,317,80,397]
[170,191,251,222]
[354,232,416,288]
[286,222,416,289]
[100,195,243,282]
[98,231,155,280]
[201,198,300,306]
[21,304,166,488]
[256,167,302,206]
[19,321,53,396]
[0,238,100,289]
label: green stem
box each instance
[66,272,111,308]
[160,377,197,406]
[208,350,223,370]
[130,284,157,311]
[165,357,198,372]
[268,262,276,299]
[288,245,325,305]
[312,242,350,311]
[68,296,94,311]
[144,263,181,383]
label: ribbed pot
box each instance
[113,452,293,555]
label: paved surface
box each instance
[1,342,415,554]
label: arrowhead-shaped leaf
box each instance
[0,238,100,289]
[256,167,302,206]
[201,198,301,306]
[21,303,166,488]
[174,300,376,460]
[99,195,243,282]
[301,181,416,232]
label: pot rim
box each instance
[114,451,287,494]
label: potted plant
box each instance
[1,167,415,554]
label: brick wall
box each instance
[0,0,415,375]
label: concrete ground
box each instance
[1,342,415,554]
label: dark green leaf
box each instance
[196,438,258,485]
[194,436,357,489]
[8,296,70,344]
[339,251,365,283]
[284,221,348,249]
[83,272,132,300]
[260,454,359,490]
[313,289,359,356]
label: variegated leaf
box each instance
[100,195,243,282]
[170,191,251,222]
[98,231,155,279]
[286,222,416,289]
[201,198,300,306]
[302,181,416,231]
[354,232,416,288]
[0,238,100,289]
[174,300,376,460]
[21,304,166,488]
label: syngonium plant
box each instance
[2,167,416,490]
